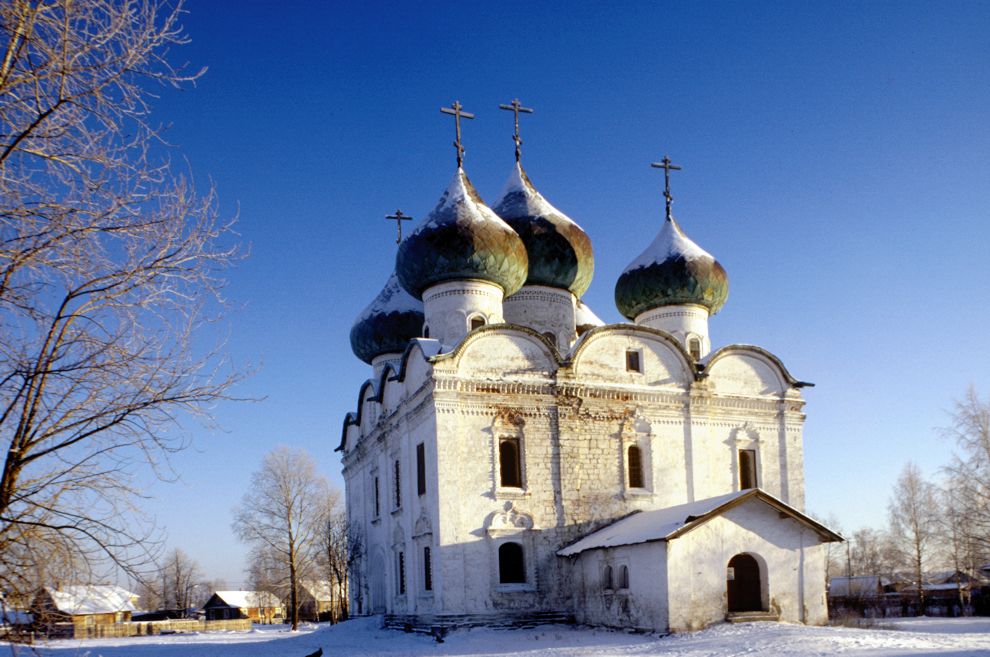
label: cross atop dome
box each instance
[440,100,475,168]
[651,155,682,221]
[499,98,533,163]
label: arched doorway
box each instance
[727,553,763,612]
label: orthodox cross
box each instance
[651,155,682,221]
[499,98,534,162]
[440,100,475,168]
[385,209,412,244]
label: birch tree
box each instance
[233,447,332,630]
[888,462,939,612]
[943,387,990,554]
[0,0,237,596]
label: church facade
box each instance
[339,110,839,633]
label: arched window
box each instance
[423,325,430,339]
[618,565,629,589]
[498,542,525,584]
[627,445,644,489]
[396,550,406,595]
[423,546,433,591]
[470,315,486,331]
[688,337,701,361]
[603,565,613,591]
[499,437,522,488]
[543,331,556,345]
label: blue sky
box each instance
[144,1,990,585]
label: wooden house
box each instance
[298,580,347,622]
[32,585,137,637]
[202,591,283,624]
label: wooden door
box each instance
[727,554,762,612]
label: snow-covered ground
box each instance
[11,616,990,657]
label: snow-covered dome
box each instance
[396,168,528,299]
[492,163,594,297]
[614,216,728,320]
[350,272,425,364]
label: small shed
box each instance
[32,585,137,634]
[297,580,334,622]
[203,591,283,623]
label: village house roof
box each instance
[828,576,888,597]
[298,580,334,603]
[558,489,841,557]
[44,585,137,616]
[205,591,281,609]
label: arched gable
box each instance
[436,324,559,378]
[569,324,695,387]
[705,345,807,397]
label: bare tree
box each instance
[0,0,237,596]
[161,547,204,614]
[943,387,990,554]
[888,461,939,612]
[317,492,347,622]
[850,528,899,579]
[232,447,334,630]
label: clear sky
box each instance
[141,1,990,586]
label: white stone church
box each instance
[338,111,840,633]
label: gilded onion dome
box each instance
[396,168,529,299]
[614,216,729,320]
[492,163,594,297]
[350,272,425,364]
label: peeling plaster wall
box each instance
[569,542,669,631]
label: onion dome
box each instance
[575,300,605,334]
[492,163,594,297]
[396,168,528,299]
[350,272,425,364]
[614,216,729,320]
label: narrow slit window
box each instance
[394,459,402,508]
[423,325,430,339]
[498,542,526,584]
[739,449,757,489]
[423,546,432,591]
[625,349,641,372]
[397,551,406,595]
[470,316,486,330]
[688,337,701,360]
[628,445,644,489]
[373,476,380,517]
[603,565,613,591]
[416,443,426,496]
[619,565,629,589]
[499,438,522,488]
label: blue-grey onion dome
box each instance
[396,168,529,299]
[614,216,729,320]
[491,163,594,297]
[350,272,425,364]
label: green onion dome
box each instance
[614,216,729,320]
[350,272,425,364]
[396,168,529,299]
[491,163,594,297]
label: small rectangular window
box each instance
[394,459,402,508]
[625,349,641,372]
[739,449,757,489]
[423,546,432,591]
[416,443,426,496]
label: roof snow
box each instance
[494,163,586,230]
[210,591,281,609]
[558,489,840,557]
[45,585,137,616]
[352,271,423,328]
[622,216,715,275]
[423,168,508,229]
[575,300,605,328]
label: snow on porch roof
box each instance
[557,489,841,557]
